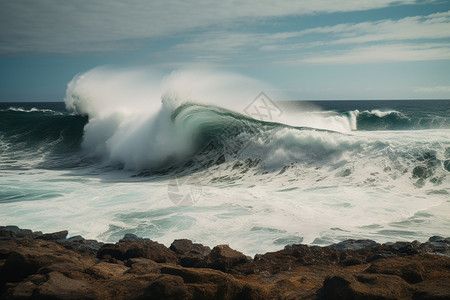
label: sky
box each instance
[0,0,449,102]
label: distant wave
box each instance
[0,107,63,114]
[345,109,448,131]
[0,109,87,162]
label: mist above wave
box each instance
[63,67,355,170]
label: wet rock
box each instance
[426,236,450,254]
[169,239,210,267]
[97,240,177,264]
[170,239,211,257]
[206,244,249,272]
[119,233,150,243]
[255,244,341,274]
[329,239,380,250]
[66,235,85,243]
[0,226,42,239]
[83,240,104,251]
[386,241,420,255]
[1,226,450,300]
[429,236,445,242]
[0,238,95,283]
[57,237,104,255]
[36,230,68,241]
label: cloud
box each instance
[295,43,450,64]
[294,10,450,46]
[415,86,450,93]
[167,10,450,64]
[0,0,424,54]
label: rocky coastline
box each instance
[1,225,449,299]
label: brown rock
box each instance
[0,239,94,283]
[36,230,68,241]
[85,262,129,279]
[0,226,42,239]
[367,254,450,285]
[170,239,211,267]
[322,273,411,299]
[146,274,189,300]
[38,262,85,279]
[206,244,249,272]
[159,265,265,299]
[97,240,177,264]
[1,227,450,300]
[125,258,161,275]
[255,244,341,274]
[37,271,95,299]
[9,280,37,298]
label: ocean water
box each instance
[0,73,449,256]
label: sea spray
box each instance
[0,69,449,256]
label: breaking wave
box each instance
[0,68,448,190]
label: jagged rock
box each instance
[0,226,42,239]
[119,233,150,243]
[38,262,85,278]
[159,265,266,299]
[66,235,85,243]
[146,274,189,300]
[125,258,161,275]
[255,244,341,273]
[170,239,211,257]
[37,271,95,299]
[387,241,420,255]
[57,237,104,254]
[367,253,394,262]
[0,239,95,283]
[6,274,46,299]
[85,262,129,279]
[97,240,177,264]
[36,230,68,241]
[1,226,450,300]
[329,239,381,250]
[169,239,210,267]
[206,244,249,272]
[321,274,411,299]
[55,236,104,255]
[429,235,445,242]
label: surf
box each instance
[0,68,449,256]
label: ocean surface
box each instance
[1,97,449,256]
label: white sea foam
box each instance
[63,67,361,170]
[1,107,62,114]
[0,68,448,256]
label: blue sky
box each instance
[0,0,449,101]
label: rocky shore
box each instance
[1,226,449,299]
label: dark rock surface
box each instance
[97,239,178,264]
[170,239,211,267]
[36,230,68,241]
[329,239,381,250]
[1,225,449,299]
